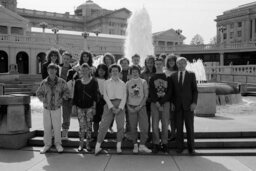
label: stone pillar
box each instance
[252,19,255,41]
[194,85,216,117]
[0,83,4,95]
[0,94,31,149]
[220,53,224,66]
[30,49,37,74]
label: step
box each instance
[4,84,32,88]
[4,88,31,92]
[28,136,256,149]
[33,130,256,139]
[4,91,32,95]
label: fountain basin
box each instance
[195,85,216,117]
[195,83,242,117]
[0,94,31,149]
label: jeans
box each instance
[43,108,62,146]
[151,102,170,144]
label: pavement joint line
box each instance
[103,154,112,171]
[172,155,181,171]
[25,157,46,171]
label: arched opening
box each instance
[0,50,8,73]
[16,51,29,74]
[36,52,46,74]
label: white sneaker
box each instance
[40,145,51,154]
[116,142,122,153]
[133,144,139,153]
[139,145,152,153]
[56,145,64,153]
[94,143,102,155]
[61,129,69,140]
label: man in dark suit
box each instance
[170,57,198,155]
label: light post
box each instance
[52,27,59,46]
[218,25,226,44]
[218,25,226,66]
[175,29,182,46]
[93,30,101,55]
[39,22,48,33]
[82,31,90,50]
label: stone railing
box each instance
[205,65,256,84]
[155,42,256,53]
[206,65,256,75]
[0,34,56,44]
[17,8,82,21]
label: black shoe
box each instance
[152,144,160,154]
[161,144,169,154]
[176,149,184,154]
[86,142,92,152]
[188,149,196,155]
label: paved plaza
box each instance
[0,96,256,171]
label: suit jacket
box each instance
[170,70,198,111]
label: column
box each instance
[252,19,255,41]
[30,49,37,74]
[220,53,224,66]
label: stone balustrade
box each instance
[206,65,256,75]
[17,8,82,21]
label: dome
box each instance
[76,0,102,10]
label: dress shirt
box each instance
[103,78,127,110]
[178,70,186,85]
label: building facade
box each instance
[0,0,131,35]
[216,2,256,44]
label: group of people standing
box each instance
[36,49,198,155]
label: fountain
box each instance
[124,7,154,66]
[186,59,242,117]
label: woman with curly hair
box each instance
[103,52,116,68]
[41,49,60,79]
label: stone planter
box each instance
[194,85,216,117]
[0,94,31,149]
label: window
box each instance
[223,33,227,39]
[0,26,8,34]
[109,29,114,34]
[167,42,174,46]
[238,22,242,27]
[230,32,234,39]
[237,31,242,37]
[230,23,234,29]
[11,27,23,35]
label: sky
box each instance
[17,0,255,44]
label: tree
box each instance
[190,34,204,45]
[209,36,217,45]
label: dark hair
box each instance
[79,51,93,66]
[129,65,141,75]
[62,51,72,58]
[132,54,140,59]
[159,53,167,61]
[165,54,178,71]
[119,58,130,65]
[155,56,164,63]
[143,55,156,73]
[109,64,121,73]
[103,53,116,66]
[46,49,60,64]
[95,64,109,80]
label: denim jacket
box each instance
[36,77,70,110]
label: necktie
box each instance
[179,71,183,87]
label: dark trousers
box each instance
[176,108,195,151]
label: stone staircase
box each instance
[0,74,42,95]
[28,131,256,155]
